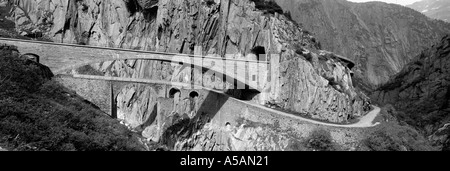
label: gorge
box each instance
[1,0,449,151]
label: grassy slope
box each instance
[0,49,146,151]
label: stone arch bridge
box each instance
[0,37,271,92]
[1,38,377,129]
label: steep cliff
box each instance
[372,35,450,151]
[408,0,450,22]
[275,0,450,88]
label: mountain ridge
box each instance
[372,34,450,151]
[407,0,450,22]
[275,0,450,88]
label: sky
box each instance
[347,0,422,6]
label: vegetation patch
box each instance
[0,48,146,151]
[360,106,436,151]
[76,65,105,76]
[305,128,340,151]
[287,139,308,151]
[362,124,434,151]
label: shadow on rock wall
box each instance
[160,91,229,150]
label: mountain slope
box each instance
[275,0,450,87]
[408,0,450,22]
[0,44,147,151]
[372,35,450,151]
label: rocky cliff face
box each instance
[408,0,450,22]
[372,35,450,151]
[275,0,450,88]
[8,0,368,132]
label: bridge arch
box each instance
[57,56,263,91]
[189,91,199,99]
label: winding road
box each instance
[235,97,382,128]
[66,74,381,128]
[198,85,382,128]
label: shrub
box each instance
[306,128,338,151]
[287,139,308,151]
[363,130,402,151]
[362,124,435,151]
[76,65,104,76]
[0,50,53,94]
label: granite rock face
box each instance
[8,0,368,125]
[372,35,450,151]
[275,0,450,87]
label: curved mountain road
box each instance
[66,74,381,128]
[233,97,381,128]
[187,87,382,128]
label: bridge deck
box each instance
[0,38,269,91]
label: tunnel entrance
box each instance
[189,91,199,99]
[250,46,266,61]
[169,88,181,98]
[239,89,261,101]
[225,89,260,101]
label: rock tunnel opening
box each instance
[189,91,199,99]
[240,89,261,101]
[226,89,261,101]
[225,122,232,130]
[250,46,267,61]
[169,88,181,98]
